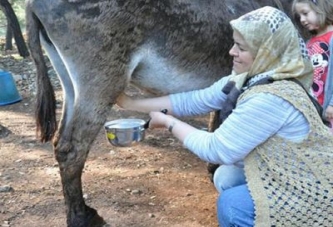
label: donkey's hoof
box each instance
[86,207,107,227]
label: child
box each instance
[293,0,333,129]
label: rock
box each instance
[131,189,141,195]
[2,220,10,227]
[2,176,11,181]
[0,185,13,193]
[0,125,11,138]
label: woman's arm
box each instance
[147,111,197,141]
[117,76,230,117]
[117,93,175,114]
[183,93,309,164]
[149,93,309,165]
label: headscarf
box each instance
[219,6,314,122]
[229,6,313,90]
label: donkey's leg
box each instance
[207,111,221,181]
[54,97,112,227]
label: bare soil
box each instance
[0,52,218,227]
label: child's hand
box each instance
[325,105,333,120]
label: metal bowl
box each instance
[104,118,147,147]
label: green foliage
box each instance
[0,0,26,37]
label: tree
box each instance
[0,0,29,57]
[5,22,13,50]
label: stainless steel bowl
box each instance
[104,118,147,147]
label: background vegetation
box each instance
[0,0,25,37]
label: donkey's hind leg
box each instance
[53,95,111,227]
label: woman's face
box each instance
[229,30,255,74]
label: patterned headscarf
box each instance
[228,6,313,91]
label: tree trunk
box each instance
[0,0,29,57]
[5,22,13,50]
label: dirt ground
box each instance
[0,52,218,227]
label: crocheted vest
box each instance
[238,80,333,227]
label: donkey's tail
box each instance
[26,3,57,142]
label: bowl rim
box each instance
[104,118,146,129]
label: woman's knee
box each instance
[213,165,246,193]
[216,185,255,227]
[217,191,234,226]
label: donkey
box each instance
[25,0,300,226]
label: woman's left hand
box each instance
[148,111,198,142]
[325,105,333,120]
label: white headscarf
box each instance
[228,6,313,90]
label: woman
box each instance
[117,6,333,227]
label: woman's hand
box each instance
[148,111,171,129]
[116,93,132,109]
[325,105,333,120]
[148,111,198,142]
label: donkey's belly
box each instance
[127,45,223,95]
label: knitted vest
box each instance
[238,80,333,227]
